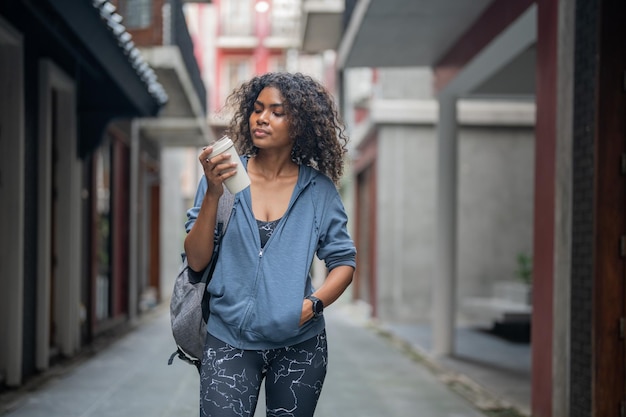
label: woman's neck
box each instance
[249,151,298,181]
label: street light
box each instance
[255,1,269,13]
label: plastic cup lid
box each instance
[208,136,233,157]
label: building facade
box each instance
[341,66,535,326]
[185,0,339,136]
[330,0,626,416]
[0,0,206,388]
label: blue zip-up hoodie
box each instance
[186,157,356,350]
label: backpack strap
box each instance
[217,186,235,235]
[200,186,235,286]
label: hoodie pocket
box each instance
[243,298,303,343]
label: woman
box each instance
[184,72,356,417]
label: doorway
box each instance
[36,60,82,370]
[355,160,377,317]
[0,16,24,387]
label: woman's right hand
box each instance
[199,145,237,197]
[185,145,237,271]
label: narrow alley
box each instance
[0,301,494,417]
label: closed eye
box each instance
[252,108,285,117]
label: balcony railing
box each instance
[270,0,300,38]
[270,17,299,38]
[220,15,255,37]
[166,0,207,113]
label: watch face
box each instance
[308,296,323,316]
[313,299,323,315]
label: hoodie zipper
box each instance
[255,181,310,256]
[239,181,311,333]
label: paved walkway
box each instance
[381,321,531,415]
[0,301,497,417]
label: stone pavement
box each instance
[380,321,530,416]
[0,301,501,417]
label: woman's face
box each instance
[249,87,293,151]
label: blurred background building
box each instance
[332,1,626,417]
[0,0,205,388]
[2,1,625,417]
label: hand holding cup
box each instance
[200,136,251,194]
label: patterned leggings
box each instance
[199,330,328,417]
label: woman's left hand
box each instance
[298,266,354,326]
[299,298,314,326]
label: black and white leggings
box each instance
[199,330,328,417]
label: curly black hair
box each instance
[224,72,349,185]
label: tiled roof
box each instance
[93,0,168,106]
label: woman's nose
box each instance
[256,111,269,124]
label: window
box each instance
[124,0,152,29]
[270,0,300,37]
[221,0,254,36]
[94,140,112,320]
[220,57,253,106]
[267,55,287,73]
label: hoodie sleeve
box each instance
[184,176,208,233]
[316,181,357,271]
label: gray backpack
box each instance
[168,189,235,370]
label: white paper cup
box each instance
[208,136,251,194]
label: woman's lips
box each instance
[253,129,269,138]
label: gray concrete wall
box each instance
[378,68,433,99]
[376,125,437,322]
[457,127,535,302]
[374,123,535,324]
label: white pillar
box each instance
[433,94,458,356]
[160,148,185,301]
[55,81,81,356]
